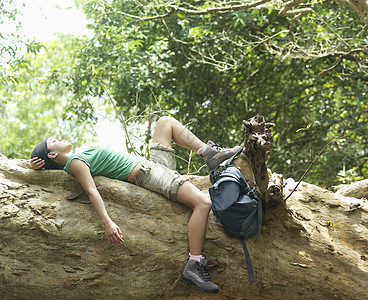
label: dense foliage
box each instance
[0,0,42,84]
[2,0,367,187]
[69,0,368,187]
[0,35,95,158]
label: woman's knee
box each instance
[177,182,211,211]
[153,116,177,146]
[196,194,212,212]
[157,116,176,126]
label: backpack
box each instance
[209,147,264,282]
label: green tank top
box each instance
[64,147,143,181]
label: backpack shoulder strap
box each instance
[241,238,255,282]
[257,193,263,234]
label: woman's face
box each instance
[47,138,72,154]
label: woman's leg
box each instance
[152,116,205,151]
[152,116,242,170]
[150,116,220,293]
[177,181,219,293]
[176,181,212,255]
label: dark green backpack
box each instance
[209,148,264,282]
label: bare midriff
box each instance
[127,161,144,183]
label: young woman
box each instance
[30,116,241,294]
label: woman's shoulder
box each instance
[64,150,93,173]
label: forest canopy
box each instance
[1,0,367,188]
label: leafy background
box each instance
[1,0,367,188]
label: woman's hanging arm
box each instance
[70,159,124,244]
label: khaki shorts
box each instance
[134,142,189,201]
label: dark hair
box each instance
[31,139,62,170]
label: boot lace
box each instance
[196,262,212,282]
[210,141,228,152]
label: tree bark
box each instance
[333,179,368,199]
[1,154,367,299]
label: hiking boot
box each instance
[180,257,219,294]
[201,140,242,170]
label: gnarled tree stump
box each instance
[234,115,284,209]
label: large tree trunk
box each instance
[1,154,367,299]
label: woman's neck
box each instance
[55,152,72,167]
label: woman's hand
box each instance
[30,157,45,170]
[105,220,124,244]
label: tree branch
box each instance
[170,0,271,15]
[101,0,271,21]
[318,48,367,76]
